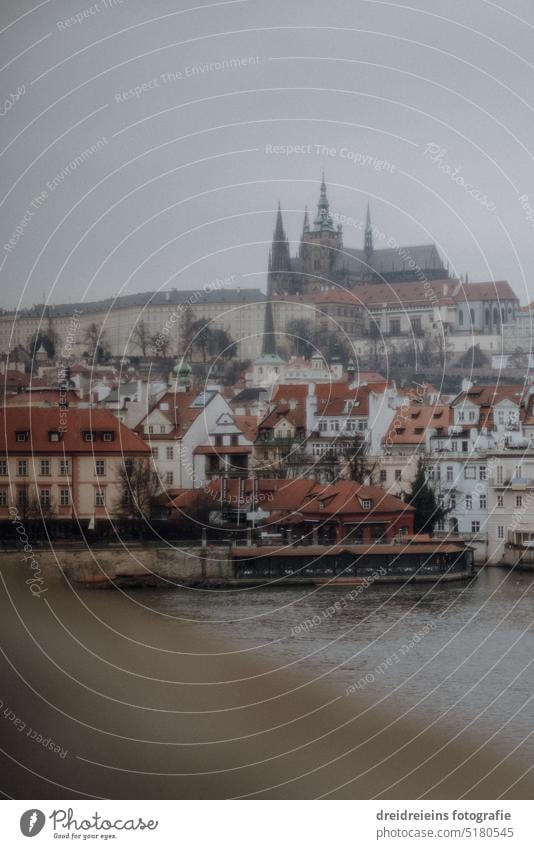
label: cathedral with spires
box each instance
[267,175,449,298]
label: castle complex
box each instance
[267,175,449,298]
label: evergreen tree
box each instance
[406,457,447,534]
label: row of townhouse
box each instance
[252,378,399,481]
[381,383,534,564]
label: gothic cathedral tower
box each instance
[299,174,343,294]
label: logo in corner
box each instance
[20,810,45,837]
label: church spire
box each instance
[313,172,334,231]
[364,202,373,258]
[270,202,291,273]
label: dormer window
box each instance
[16,431,29,442]
[48,431,61,442]
[83,431,95,442]
[361,498,372,510]
[102,431,114,442]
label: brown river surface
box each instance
[1,560,533,799]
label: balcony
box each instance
[489,477,534,490]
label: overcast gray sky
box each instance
[2,0,534,310]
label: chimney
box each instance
[306,383,317,436]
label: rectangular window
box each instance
[458,411,465,422]
[231,435,239,446]
[95,460,106,477]
[39,488,51,507]
[17,460,27,477]
[102,431,114,442]
[40,459,50,476]
[148,425,154,434]
[497,495,504,508]
[464,467,476,479]
[151,447,159,459]
[0,459,7,476]
[471,521,480,534]
[451,440,458,452]
[479,494,487,509]
[450,493,456,510]
[390,319,401,335]
[395,469,402,481]
[446,466,453,481]
[479,466,486,480]
[166,446,174,460]
[95,489,105,507]
[361,499,372,510]
[428,466,435,480]
[516,495,522,508]
[215,435,223,446]
[59,459,70,476]
[17,487,28,507]
[379,469,387,483]
[48,431,60,442]
[16,431,29,442]
[496,465,504,484]
[497,525,504,539]
[159,425,166,434]
[59,489,70,507]
[462,441,469,452]
[165,472,174,486]
[151,473,158,487]
[0,489,7,506]
[465,495,472,510]
[83,431,94,442]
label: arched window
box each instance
[459,310,464,326]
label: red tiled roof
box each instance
[455,280,519,303]
[0,407,150,454]
[233,540,466,557]
[136,390,214,439]
[5,389,83,406]
[384,404,452,445]
[233,414,259,442]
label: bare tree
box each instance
[116,457,157,521]
[84,322,109,364]
[339,432,377,484]
[132,320,151,357]
[150,332,171,358]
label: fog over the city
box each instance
[2,0,534,310]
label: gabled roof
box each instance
[136,390,218,439]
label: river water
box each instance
[138,567,534,764]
